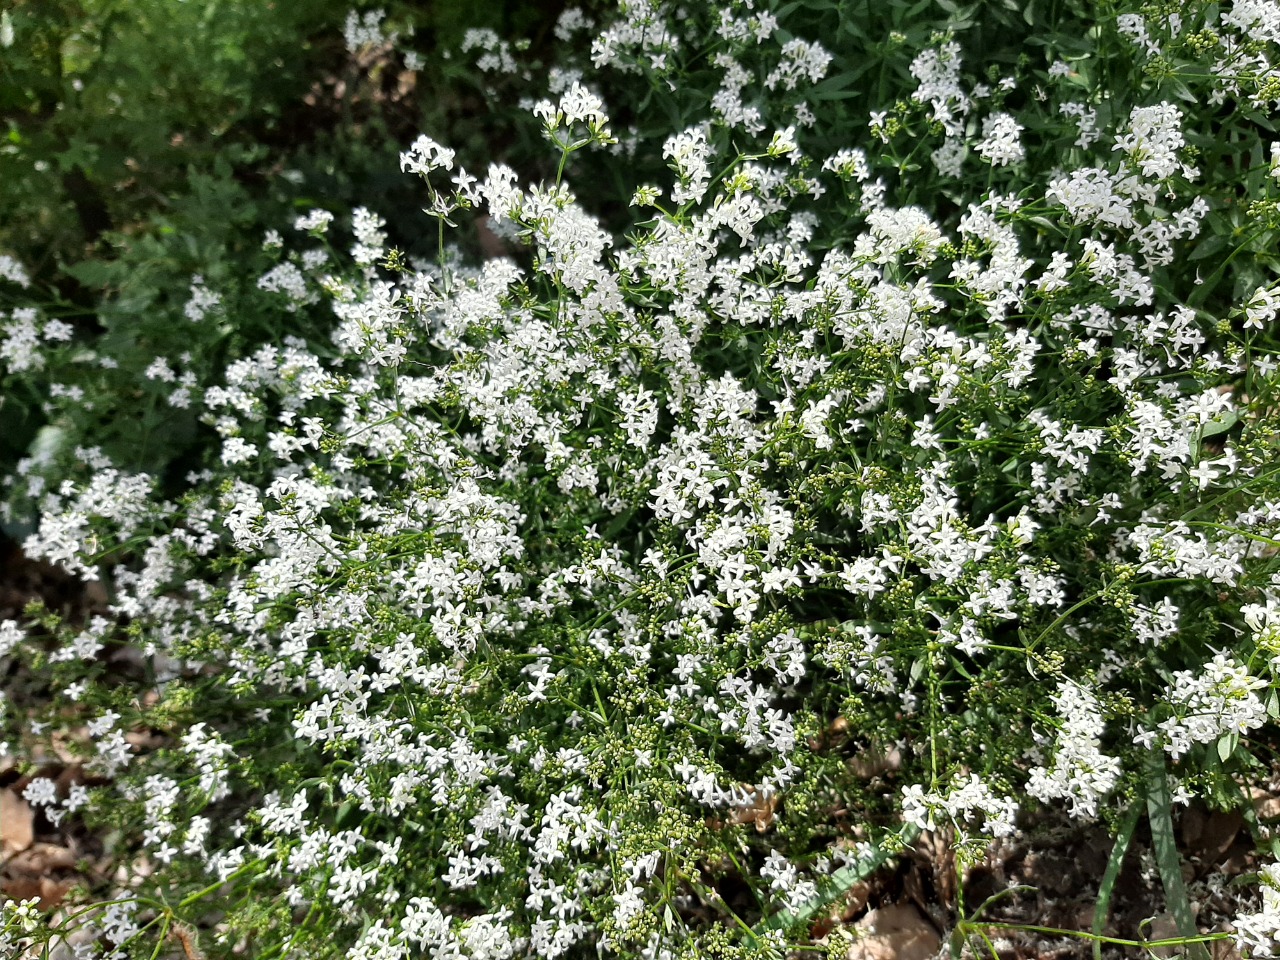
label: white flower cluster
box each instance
[400,134,456,176]
[0,253,30,287]
[257,261,313,309]
[344,8,396,54]
[760,849,819,913]
[183,274,221,322]
[1237,862,1280,957]
[460,27,518,74]
[1026,681,1121,819]
[533,81,615,147]
[294,208,335,234]
[1141,653,1268,759]
[902,776,1019,840]
[24,469,162,580]
[1114,103,1188,180]
[975,112,1024,166]
[0,308,72,373]
[911,40,969,136]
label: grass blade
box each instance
[1092,801,1140,960]
[1144,751,1211,960]
[750,822,922,940]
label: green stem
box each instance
[179,860,259,909]
[556,144,573,187]
[962,920,1228,949]
[1027,578,1184,651]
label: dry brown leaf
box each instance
[49,729,89,765]
[37,876,72,911]
[54,764,84,794]
[1252,787,1280,821]
[1198,812,1242,864]
[840,881,873,920]
[7,841,78,874]
[727,786,779,834]
[845,904,941,960]
[1,787,35,855]
[849,746,902,779]
[0,875,41,901]
[0,874,72,911]
[810,715,850,752]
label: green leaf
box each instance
[1216,732,1238,763]
[1144,752,1211,960]
[810,68,873,101]
[61,259,118,288]
[750,822,921,939]
[1200,410,1239,440]
[1093,803,1141,960]
[1188,234,1228,262]
[336,799,356,827]
[1241,791,1280,860]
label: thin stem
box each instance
[179,860,258,909]
[962,920,1229,949]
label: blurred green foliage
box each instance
[0,0,569,514]
[0,0,349,271]
[0,0,345,482]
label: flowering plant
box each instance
[4,0,1280,958]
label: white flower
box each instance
[0,620,22,658]
[1152,653,1267,759]
[866,206,945,263]
[185,275,222,322]
[663,126,713,204]
[0,254,30,287]
[344,9,397,54]
[257,262,311,309]
[1046,167,1135,228]
[294,209,335,233]
[536,82,614,146]
[766,125,798,158]
[1026,681,1120,819]
[400,134,456,176]
[1245,285,1280,331]
[1,308,45,372]
[910,41,969,135]
[975,112,1024,166]
[1115,103,1184,180]
[765,38,832,90]
[1235,863,1280,957]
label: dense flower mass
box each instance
[3,0,1280,958]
